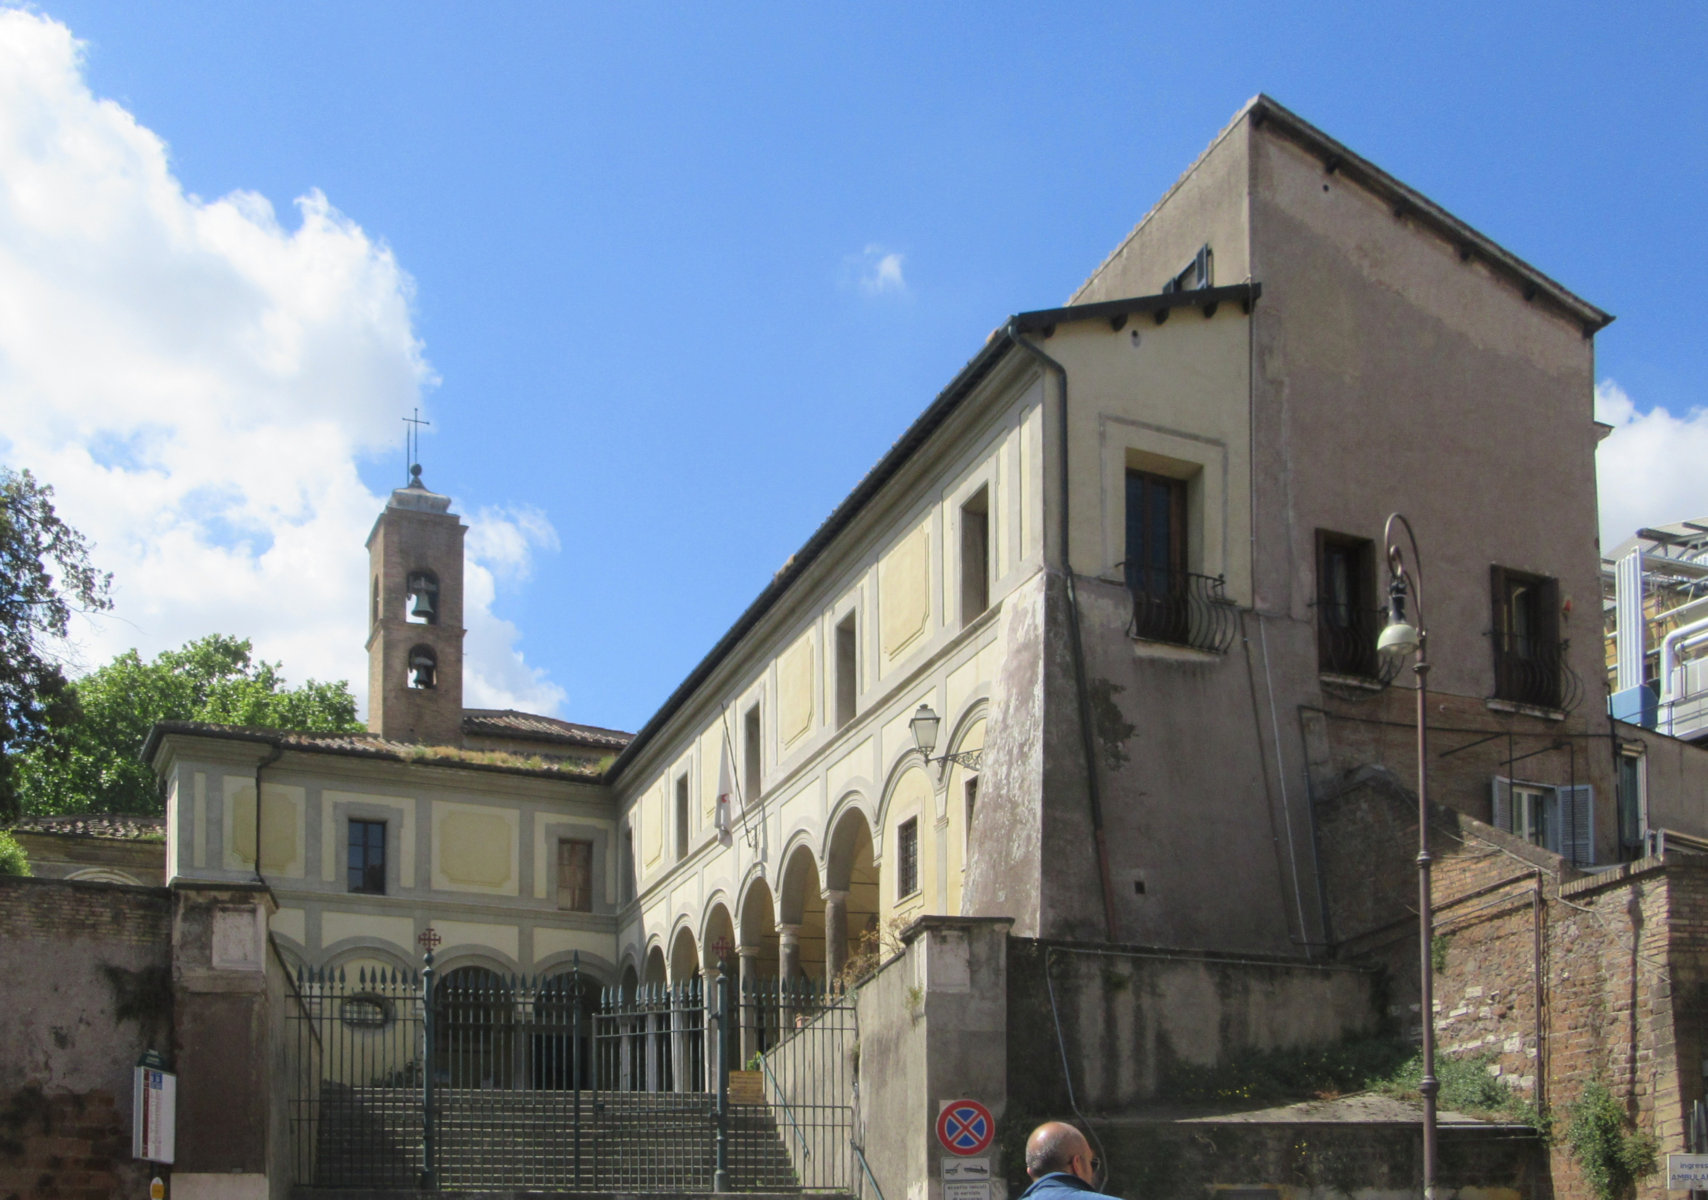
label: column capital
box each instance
[821,887,850,904]
[736,944,760,960]
[776,922,802,948]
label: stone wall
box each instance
[0,874,173,1199]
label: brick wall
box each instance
[0,875,172,1199]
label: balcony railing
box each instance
[1315,604,1401,684]
[1491,632,1583,713]
[1121,566,1237,654]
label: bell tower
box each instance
[365,465,466,745]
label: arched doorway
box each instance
[778,843,827,982]
[436,966,515,1088]
[668,926,705,1091]
[737,876,780,1061]
[530,968,597,1089]
[701,902,740,1073]
[826,806,880,983]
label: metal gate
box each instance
[285,954,857,1192]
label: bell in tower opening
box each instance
[365,468,466,745]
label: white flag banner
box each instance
[716,737,736,846]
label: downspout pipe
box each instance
[1004,319,1122,943]
[252,740,284,885]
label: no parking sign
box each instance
[936,1099,995,1156]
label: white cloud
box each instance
[1595,379,1708,546]
[848,243,907,296]
[0,10,563,717]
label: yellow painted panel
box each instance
[827,737,872,807]
[879,523,931,662]
[435,920,520,963]
[777,631,815,747]
[270,907,306,946]
[322,910,416,952]
[430,803,518,895]
[224,779,305,877]
[643,784,663,866]
[534,927,618,964]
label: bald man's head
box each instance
[1025,1122,1090,1180]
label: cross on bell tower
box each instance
[365,459,466,746]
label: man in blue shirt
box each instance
[1016,1121,1119,1200]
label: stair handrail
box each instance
[852,1141,887,1200]
[756,1051,812,1158]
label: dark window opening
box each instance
[1315,531,1379,677]
[408,644,437,689]
[960,487,990,628]
[619,825,635,904]
[557,838,593,912]
[1618,753,1646,860]
[963,777,978,855]
[897,817,919,899]
[1491,566,1564,709]
[743,702,762,801]
[1124,469,1189,644]
[406,570,439,625]
[834,613,858,730]
[348,819,386,894]
[675,774,690,861]
[371,576,380,627]
[1162,244,1213,294]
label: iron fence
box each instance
[285,955,856,1193]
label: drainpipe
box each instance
[252,741,284,884]
[1004,320,1121,942]
[1659,617,1708,735]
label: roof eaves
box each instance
[1248,94,1614,335]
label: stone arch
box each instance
[777,841,826,982]
[701,899,737,973]
[669,924,700,984]
[320,937,418,977]
[644,944,668,987]
[825,804,880,982]
[532,950,617,985]
[879,760,935,924]
[619,960,640,1001]
[532,965,598,1090]
[66,867,144,885]
[436,964,517,1088]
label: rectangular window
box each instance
[1125,469,1189,643]
[347,819,386,894]
[897,817,919,899]
[620,825,635,904]
[835,612,857,730]
[675,774,690,861]
[1492,776,1595,867]
[1315,531,1377,677]
[557,838,593,912]
[743,702,763,801]
[960,487,990,628]
[1491,566,1563,708]
[1617,751,1647,860]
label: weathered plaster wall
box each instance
[1617,719,1708,838]
[0,875,173,1200]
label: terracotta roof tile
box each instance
[461,709,632,750]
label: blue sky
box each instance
[3,4,1705,732]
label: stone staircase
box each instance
[308,1084,801,1192]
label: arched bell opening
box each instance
[408,644,437,690]
[406,569,440,625]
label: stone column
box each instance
[822,889,850,984]
[737,945,760,1065]
[701,964,724,1090]
[777,923,802,1029]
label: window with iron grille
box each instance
[1490,566,1563,708]
[897,817,919,899]
[347,819,386,894]
[1315,530,1378,677]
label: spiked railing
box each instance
[1121,565,1238,653]
[1491,632,1583,713]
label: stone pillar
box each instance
[822,889,850,984]
[737,945,760,1065]
[777,923,802,1028]
[701,964,724,1089]
[169,881,279,1200]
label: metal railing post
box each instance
[420,948,437,1190]
[572,952,583,1188]
[714,961,730,1192]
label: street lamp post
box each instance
[908,703,984,773]
[1377,513,1438,1200]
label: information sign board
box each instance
[132,1056,176,1164]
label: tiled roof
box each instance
[144,722,610,779]
[462,709,632,750]
[9,814,166,840]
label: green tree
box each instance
[1,467,113,818]
[14,633,363,816]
